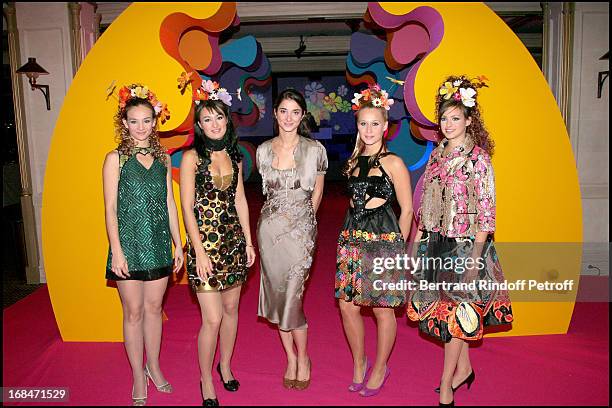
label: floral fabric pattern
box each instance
[419,137,496,238]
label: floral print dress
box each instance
[407,137,513,342]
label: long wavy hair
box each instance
[114,98,167,165]
[342,106,389,177]
[192,99,242,168]
[273,88,314,138]
[435,75,494,156]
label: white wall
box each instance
[16,2,74,282]
[569,2,609,274]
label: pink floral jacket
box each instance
[418,137,495,238]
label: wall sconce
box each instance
[294,36,306,59]
[16,57,51,110]
[597,51,609,99]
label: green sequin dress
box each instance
[106,151,173,281]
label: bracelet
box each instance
[246,244,254,248]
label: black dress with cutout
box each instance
[335,153,406,307]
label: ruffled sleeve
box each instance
[256,142,270,196]
[473,151,496,232]
[316,141,328,175]
[295,137,327,192]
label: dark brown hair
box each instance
[435,75,494,156]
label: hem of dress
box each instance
[258,314,308,331]
[335,293,405,308]
[105,265,172,281]
[191,281,244,294]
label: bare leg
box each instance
[279,329,297,380]
[196,291,223,400]
[292,328,310,381]
[365,308,396,389]
[117,281,146,399]
[218,286,241,381]
[339,300,367,383]
[142,277,170,386]
[452,340,472,388]
[440,338,464,404]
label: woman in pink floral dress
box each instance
[406,75,513,406]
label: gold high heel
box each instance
[144,364,173,393]
[132,377,147,406]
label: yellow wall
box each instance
[381,2,582,337]
[43,2,582,341]
[43,3,223,341]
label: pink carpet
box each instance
[3,183,609,406]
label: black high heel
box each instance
[216,362,240,392]
[435,370,475,393]
[438,384,455,406]
[200,380,219,406]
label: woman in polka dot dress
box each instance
[180,88,256,406]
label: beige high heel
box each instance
[144,364,173,393]
[132,377,147,406]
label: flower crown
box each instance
[110,82,170,124]
[438,75,488,108]
[351,84,395,111]
[193,79,238,107]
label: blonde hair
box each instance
[342,106,388,177]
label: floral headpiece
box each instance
[192,79,241,107]
[106,82,170,124]
[351,84,395,111]
[438,75,488,108]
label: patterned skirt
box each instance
[406,231,513,342]
[336,227,406,308]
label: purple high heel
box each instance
[359,366,390,397]
[348,357,371,392]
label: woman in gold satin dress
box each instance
[257,89,328,390]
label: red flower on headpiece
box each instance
[118,86,131,108]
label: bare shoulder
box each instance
[380,153,407,172]
[182,148,198,163]
[104,150,119,166]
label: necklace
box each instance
[132,146,154,155]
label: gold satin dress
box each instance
[256,137,328,331]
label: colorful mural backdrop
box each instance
[43,3,581,341]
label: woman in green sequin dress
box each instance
[103,85,183,406]
[180,92,256,406]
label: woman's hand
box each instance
[246,245,257,267]
[196,251,213,280]
[173,249,184,273]
[111,251,129,279]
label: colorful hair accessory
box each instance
[438,75,488,108]
[351,83,395,111]
[177,71,195,95]
[106,81,170,124]
[192,79,240,107]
